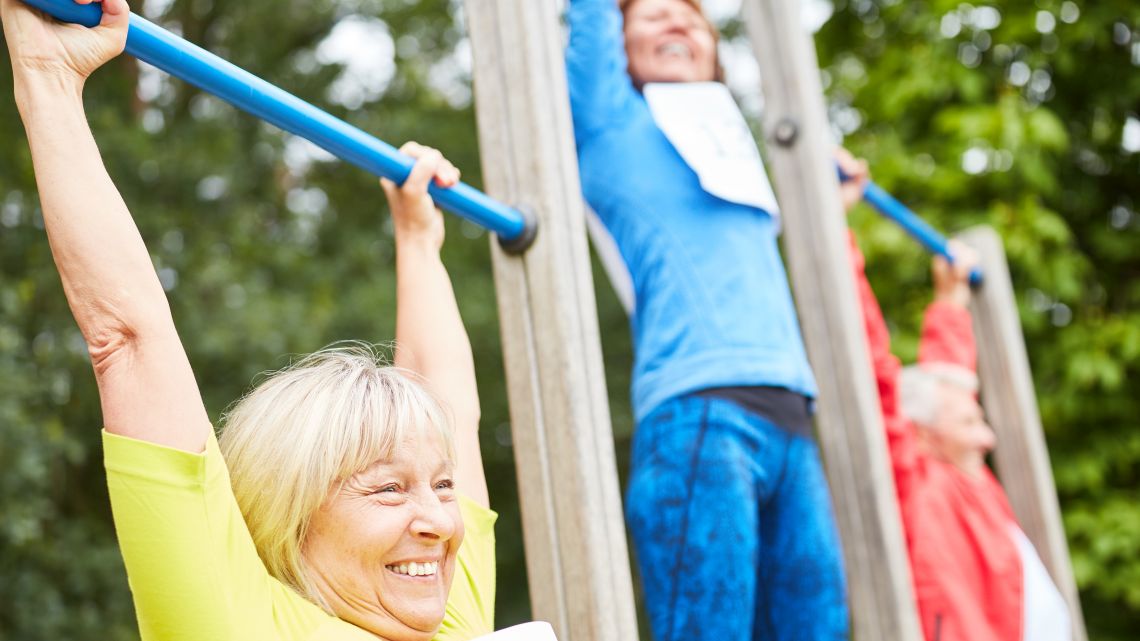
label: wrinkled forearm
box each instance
[19,79,210,453]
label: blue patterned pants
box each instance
[626,395,850,641]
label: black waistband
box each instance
[694,386,814,437]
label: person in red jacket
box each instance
[847,227,1072,641]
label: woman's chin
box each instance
[385,602,447,639]
[329,597,444,641]
[357,614,442,641]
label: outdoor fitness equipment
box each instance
[840,168,985,286]
[20,0,538,254]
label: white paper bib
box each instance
[643,82,780,220]
[473,621,559,641]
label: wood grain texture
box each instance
[741,1,922,639]
[959,226,1088,641]
[463,1,639,639]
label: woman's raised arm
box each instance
[3,0,211,452]
[565,0,639,138]
[384,143,488,509]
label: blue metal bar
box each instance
[839,169,984,287]
[20,0,537,252]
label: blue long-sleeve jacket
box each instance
[565,0,817,423]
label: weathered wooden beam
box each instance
[959,226,1088,641]
[461,1,639,640]
[740,1,923,639]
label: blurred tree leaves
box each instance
[812,0,1140,638]
[0,0,1137,639]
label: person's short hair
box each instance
[898,363,979,427]
[218,343,454,610]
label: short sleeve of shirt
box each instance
[103,429,347,641]
[436,495,498,640]
[104,429,497,641]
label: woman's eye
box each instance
[435,479,455,491]
[374,484,400,494]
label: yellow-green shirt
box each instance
[103,430,496,641]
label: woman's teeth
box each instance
[385,561,439,577]
[660,43,692,58]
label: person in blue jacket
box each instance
[565,1,864,639]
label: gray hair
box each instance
[218,342,454,611]
[898,363,979,427]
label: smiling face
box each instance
[623,0,719,86]
[302,430,463,640]
[921,383,997,477]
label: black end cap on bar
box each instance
[968,272,985,291]
[497,206,539,255]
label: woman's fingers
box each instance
[434,158,460,188]
[100,0,130,24]
[835,147,870,213]
[835,147,868,181]
[946,241,979,281]
[379,176,398,199]
[385,142,447,246]
[398,141,461,192]
[937,241,978,296]
[399,142,444,196]
[2,0,129,82]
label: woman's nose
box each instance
[662,12,688,32]
[411,493,457,541]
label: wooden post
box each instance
[959,226,1088,641]
[461,1,639,640]
[740,1,923,639]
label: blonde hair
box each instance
[218,343,454,609]
[898,363,979,427]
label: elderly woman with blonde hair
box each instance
[2,0,496,639]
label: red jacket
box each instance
[848,233,1022,641]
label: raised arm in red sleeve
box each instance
[847,231,922,501]
[917,300,976,373]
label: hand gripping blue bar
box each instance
[20,0,538,253]
[839,169,984,287]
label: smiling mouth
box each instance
[385,561,439,577]
[658,42,693,59]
